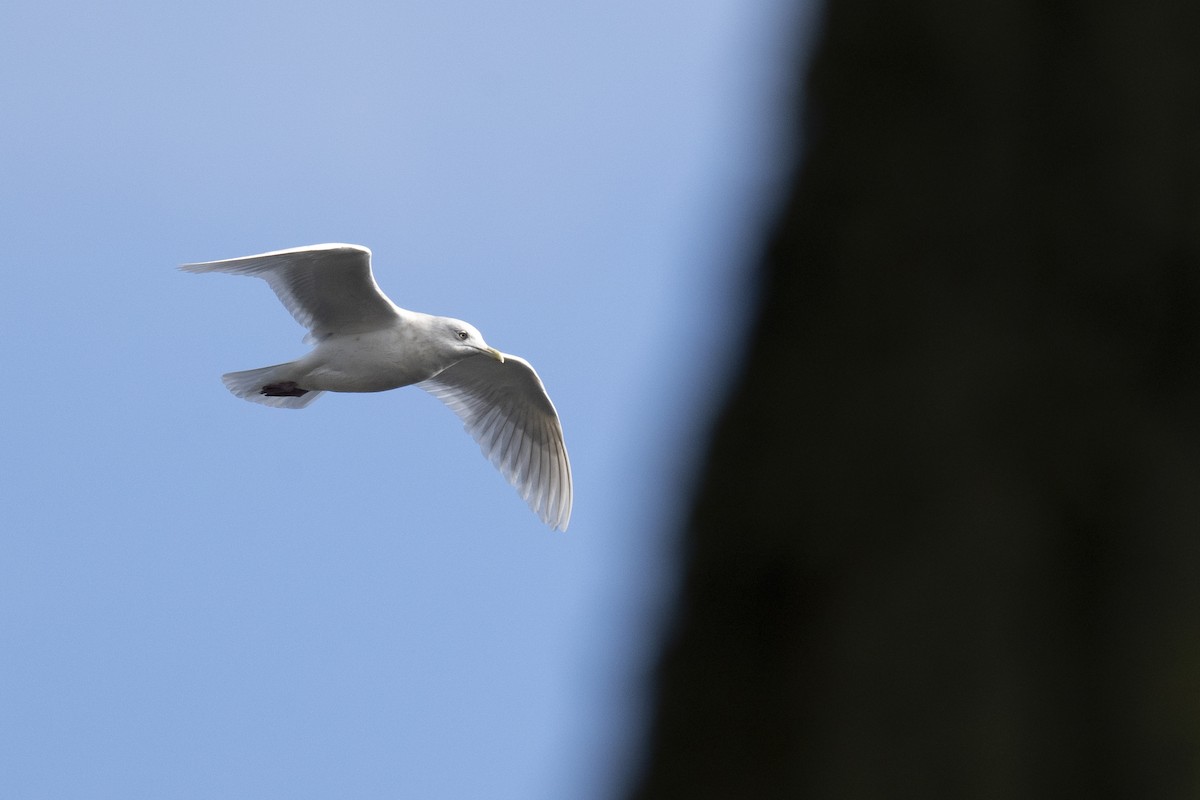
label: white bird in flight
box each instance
[181,243,573,531]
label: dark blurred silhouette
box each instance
[628,2,1200,797]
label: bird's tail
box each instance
[221,363,324,409]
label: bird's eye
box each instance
[456,330,469,341]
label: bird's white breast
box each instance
[296,326,448,393]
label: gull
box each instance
[181,243,572,531]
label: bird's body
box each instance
[181,243,573,530]
[272,315,463,393]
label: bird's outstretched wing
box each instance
[420,354,573,531]
[180,243,401,342]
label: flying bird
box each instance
[181,243,572,531]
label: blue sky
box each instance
[1,2,806,797]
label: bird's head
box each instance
[443,318,505,363]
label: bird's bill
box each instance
[484,347,506,363]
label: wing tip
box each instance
[178,243,371,272]
[540,475,573,532]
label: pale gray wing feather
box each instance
[420,354,573,531]
[180,243,401,341]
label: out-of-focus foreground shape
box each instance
[628,1,1200,798]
